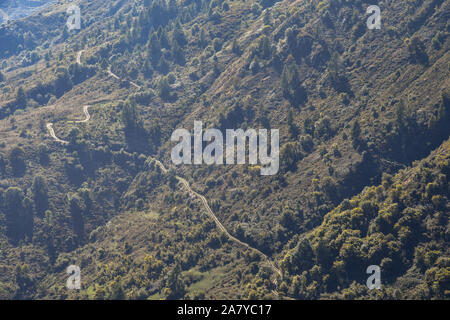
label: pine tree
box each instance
[159,27,170,49]
[327,52,341,83]
[157,76,171,100]
[62,26,69,40]
[285,27,296,49]
[172,41,185,65]
[15,86,27,109]
[32,176,49,216]
[281,64,307,107]
[143,60,153,78]
[437,90,450,122]
[231,38,240,55]
[199,28,207,48]
[68,193,85,240]
[166,263,186,299]
[148,32,161,61]
[168,0,178,18]
[4,187,33,242]
[157,56,170,74]
[351,120,361,149]
[121,101,141,132]
[10,146,26,176]
[172,22,187,46]
[110,283,126,300]
[0,153,5,175]
[287,109,298,138]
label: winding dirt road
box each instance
[129,81,142,90]
[108,66,142,89]
[153,159,282,279]
[46,123,68,144]
[177,175,282,278]
[76,50,84,64]
[46,50,282,289]
[74,105,91,123]
[107,66,120,80]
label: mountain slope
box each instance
[0,0,448,299]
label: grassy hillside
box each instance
[0,0,448,299]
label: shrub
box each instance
[157,76,171,100]
[9,146,26,176]
[281,64,307,107]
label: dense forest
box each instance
[0,0,448,299]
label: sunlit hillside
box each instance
[0,0,448,300]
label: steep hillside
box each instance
[0,1,55,22]
[0,0,448,299]
[281,137,450,299]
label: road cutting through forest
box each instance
[46,50,282,290]
[75,105,91,123]
[46,123,68,144]
[107,66,142,89]
[76,50,84,64]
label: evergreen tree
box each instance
[168,0,178,18]
[4,187,33,242]
[15,86,27,109]
[0,153,6,175]
[172,22,187,46]
[110,283,126,300]
[53,68,73,97]
[437,90,450,123]
[157,56,170,74]
[148,32,161,61]
[121,101,147,149]
[172,41,185,65]
[159,27,170,49]
[143,60,153,78]
[257,35,271,59]
[68,193,85,240]
[351,120,362,149]
[281,63,307,107]
[231,38,240,55]
[287,109,298,138]
[166,263,186,299]
[32,175,49,216]
[9,146,26,176]
[157,76,171,100]
[285,27,296,49]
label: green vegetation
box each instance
[0,0,448,300]
[280,139,450,299]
